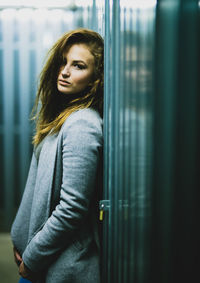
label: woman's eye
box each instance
[74,63,86,70]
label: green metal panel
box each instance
[102,0,156,282]
[151,0,200,282]
[102,0,200,282]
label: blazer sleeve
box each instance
[22,113,103,272]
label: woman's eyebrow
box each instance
[73,60,87,65]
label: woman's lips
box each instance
[59,80,71,86]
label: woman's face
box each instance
[57,43,95,95]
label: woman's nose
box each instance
[61,65,70,77]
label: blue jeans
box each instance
[18,278,32,283]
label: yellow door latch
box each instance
[99,200,110,221]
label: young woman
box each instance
[11,28,104,283]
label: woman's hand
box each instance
[13,248,37,281]
[19,261,37,281]
[13,247,22,266]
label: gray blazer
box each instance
[11,108,103,283]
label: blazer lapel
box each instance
[28,133,59,241]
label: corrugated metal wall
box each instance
[102,1,155,282]
[0,1,104,231]
[102,0,200,282]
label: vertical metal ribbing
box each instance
[102,2,156,283]
[18,14,32,197]
[102,1,110,283]
[110,0,121,282]
[152,1,180,282]
[2,11,15,229]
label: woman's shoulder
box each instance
[61,108,103,136]
[69,107,102,122]
[65,108,102,126]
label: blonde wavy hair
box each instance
[31,28,104,146]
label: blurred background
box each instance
[0,0,200,283]
[0,0,104,281]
